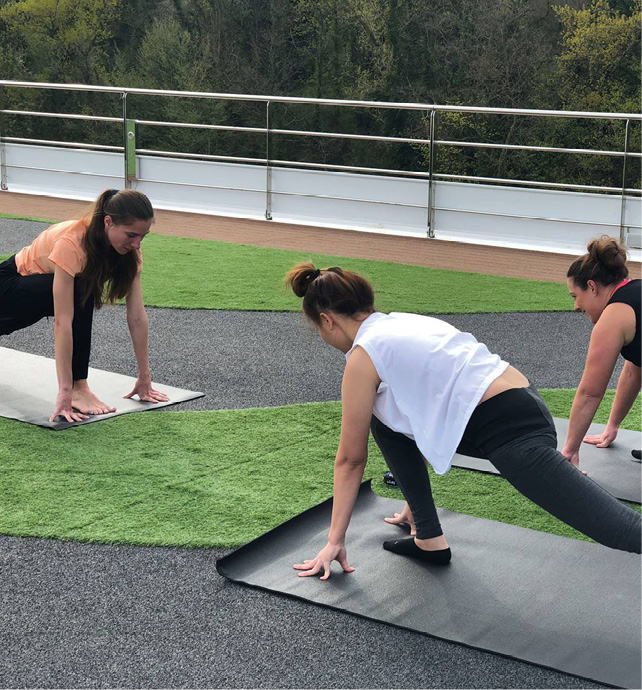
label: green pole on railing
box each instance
[125,118,137,184]
[265,101,273,220]
[121,93,136,188]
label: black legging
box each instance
[0,255,94,380]
[371,385,642,553]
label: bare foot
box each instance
[72,385,116,415]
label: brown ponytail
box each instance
[285,262,375,323]
[567,236,629,289]
[80,189,154,308]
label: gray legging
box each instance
[370,385,641,553]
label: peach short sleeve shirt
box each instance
[15,219,143,277]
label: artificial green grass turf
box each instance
[0,213,57,223]
[0,389,638,549]
[139,234,571,313]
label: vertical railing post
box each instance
[265,101,273,220]
[619,118,631,243]
[0,86,8,191]
[125,118,137,187]
[121,92,137,188]
[426,109,437,238]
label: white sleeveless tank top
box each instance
[346,312,509,474]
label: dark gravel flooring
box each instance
[0,218,614,688]
[0,217,49,253]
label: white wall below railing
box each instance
[2,142,640,257]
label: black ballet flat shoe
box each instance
[631,450,641,462]
[383,471,398,487]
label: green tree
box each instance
[548,0,641,188]
[0,0,122,83]
[554,0,641,113]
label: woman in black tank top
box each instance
[564,237,641,466]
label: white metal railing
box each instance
[0,79,640,244]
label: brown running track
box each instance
[1,191,640,283]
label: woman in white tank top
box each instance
[285,263,641,579]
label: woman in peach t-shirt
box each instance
[0,188,168,422]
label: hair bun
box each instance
[284,262,321,297]
[568,235,629,288]
[587,236,627,271]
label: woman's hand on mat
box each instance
[583,426,618,449]
[124,379,169,403]
[293,542,355,580]
[384,502,416,536]
[49,393,89,423]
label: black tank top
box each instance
[606,279,641,367]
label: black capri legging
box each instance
[371,384,641,554]
[0,255,94,381]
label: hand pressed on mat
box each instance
[124,376,170,404]
[294,542,355,581]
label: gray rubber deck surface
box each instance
[218,483,641,689]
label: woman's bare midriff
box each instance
[479,365,530,404]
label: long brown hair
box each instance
[80,189,154,308]
[284,262,375,324]
[567,236,629,290]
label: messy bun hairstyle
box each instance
[567,236,629,289]
[285,262,375,323]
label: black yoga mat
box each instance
[452,417,641,503]
[0,346,203,429]
[218,482,641,689]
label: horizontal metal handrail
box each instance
[1,109,121,123]
[1,80,640,120]
[4,163,120,179]
[4,109,637,158]
[4,135,640,195]
[435,139,641,158]
[3,136,122,151]
[137,148,265,165]
[136,118,265,134]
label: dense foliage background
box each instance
[0,0,639,188]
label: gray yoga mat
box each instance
[452,417,641,503]
[0,346,203,429]
[217,482,641,689]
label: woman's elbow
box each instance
[576,385,605,403]
[53,315,72,331]
[335,453,368,471]
[127,310,148,326]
